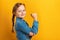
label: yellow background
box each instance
[0,0,60,40]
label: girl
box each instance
[12,3,39,40]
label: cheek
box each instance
[18,13,22,16]
[23,11,26,15]
[16,12,21,16]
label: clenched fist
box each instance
[31,13,38,21]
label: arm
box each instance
[16,13,38,36]
[16,21,31,35]
[16,20,38,36]
[31,13,39,34]
[31,20,38,34]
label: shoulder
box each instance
[16,19,24,26]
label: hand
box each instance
[29,32,35,36]
[31,13,38,21]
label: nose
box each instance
[21,12,24,14]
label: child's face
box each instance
[16,5,26,18]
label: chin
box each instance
[20,16,25,18]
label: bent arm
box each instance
[16,21,31,35]
[31,20,39,34]
[16,20,38,36]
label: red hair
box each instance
[12,3,25,32]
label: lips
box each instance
[21,13,24,16]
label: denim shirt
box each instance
[15,17,38,40]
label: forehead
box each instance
[17,5,25,10]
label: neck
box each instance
[16,17,24,20]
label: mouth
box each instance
[21,14,25,16]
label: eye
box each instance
[23,10,25,11]
[18,10,21,12]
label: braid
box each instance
[12,14,15,32]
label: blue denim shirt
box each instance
[15,17,38,40]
